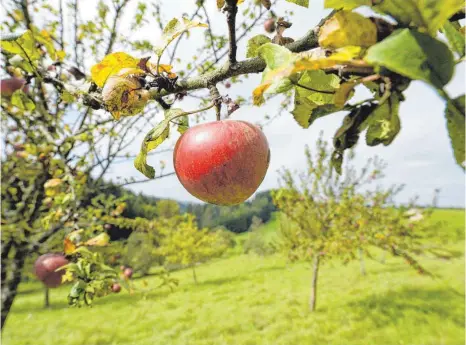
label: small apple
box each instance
[225,82,231,89]
[264,18,276,33]
[174,120,270,205]
[120,265,125,271]
[112,283,121,293]
[34,253,69,288]
[123,268,133,278]
[1,78,29,98]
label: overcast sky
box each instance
[41,0,466,207]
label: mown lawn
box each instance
[2,209,464,345]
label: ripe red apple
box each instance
[33,253,69,288]
[123,268,133,278]
[1,78,29,98]
[264,18,276,33]
[112,283,121,293]
[173,120,270,205]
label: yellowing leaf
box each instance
[61,269,74,283]
[64,237,77,255]
[44,178,63,188]
[91,52,140,88]
[286,0,309,7]
[101,69,150,120]
[318,11,377,49]
[155,17,208,57]
[217,0,225,9]
[84,233,110,247]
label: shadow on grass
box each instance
[347,287,465,328]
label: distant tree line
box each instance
[100,182,276,235]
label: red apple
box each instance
[1,78,29,98]
[225,82,231,89]
[33,253,69,288]
[264,18,276,33]
[123,268,133,278]
[112,283,121,293]
[173,120,270,205]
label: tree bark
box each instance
[359,247,366,276]
[192,265,198,284]
[44,286,50,308]
[309,254,320,312]
[1,245,27,330]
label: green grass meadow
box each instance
[2,209,465,345]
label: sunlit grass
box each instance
[3,209,464,345]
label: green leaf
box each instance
[176,115,189,134]
[285,0,309,8]
[318,11,378,49]
[324,0,370,10]
[291,70,341,128]
[0,30,41,69]
[134,108,186,178]
[331,150,343,174]
[365,93,402,146]
[442,21,465,58]
[155,17,208,57]
[373,0,464,36]
[445,95,465,170]
[334,104,377,152]
[365,29,454,89]
[11,90,35,111]
[246,35,272,58]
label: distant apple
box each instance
[264,18,276,33]
[225,82,231,89]
[173,120,270,206]
[123,268,133,278]
[112,283,121,293]
[1,78,29,98]
[34,253,68,288]
[120,265,125,271]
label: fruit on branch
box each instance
[123,267,133,278]
[264,18,276,33]
[174,120,270,206]
[101,68,150,120]
[33,253,69,288]
[1,78,29,97]
[225,82,231,89]
[112,283,121,293]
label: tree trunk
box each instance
[1,245,27,330]
[359,247,366,276]
[380,251,386,264]
[192,265,198,284]
[44,287,50,308]
[309,254,320,312]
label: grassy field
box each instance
[2,209,465,345]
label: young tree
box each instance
[272,135,449,312]
[157,214,228,283]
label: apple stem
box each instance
[170,103,216,122]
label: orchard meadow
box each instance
[1,0,465,344]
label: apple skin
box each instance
[123,268,133,279]
[112,283,121,293]
[1,78,29,97]
[264,18,276,33]
[33,253,69,288]
[173,120,270,206]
